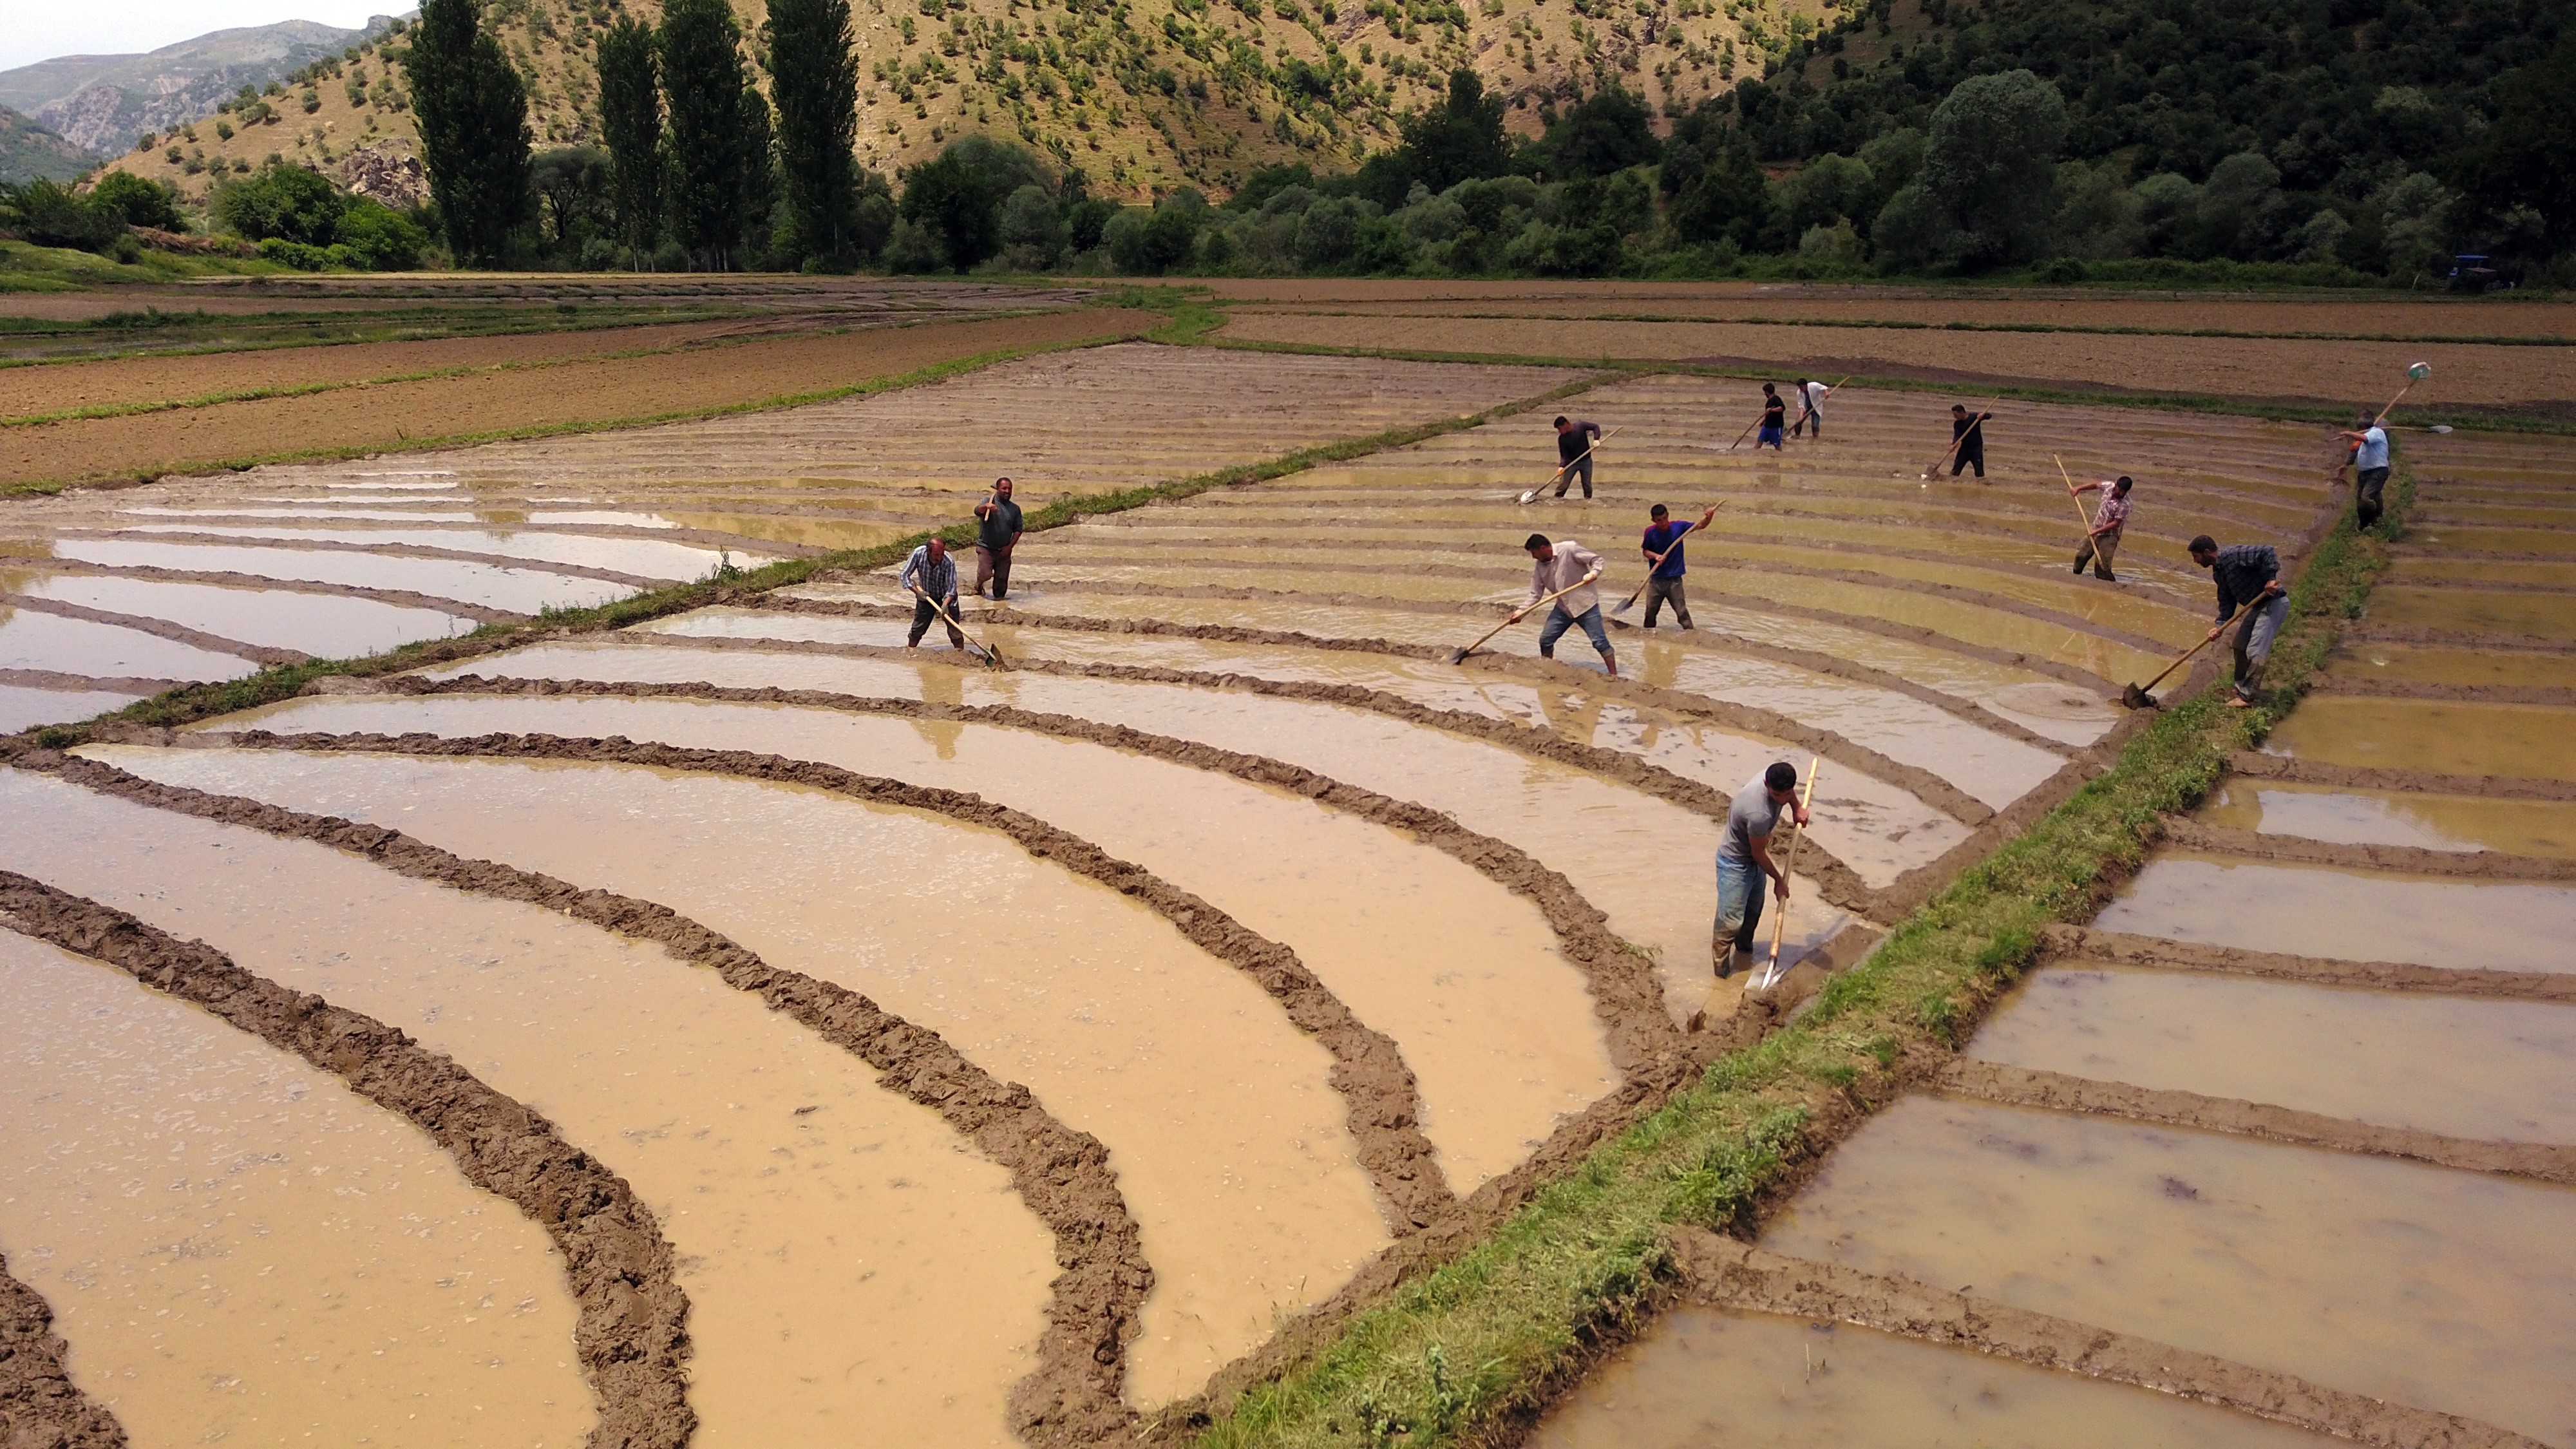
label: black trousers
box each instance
[908,595,965,648]
[2356,467,2390,529]
[1951,444,1985,478]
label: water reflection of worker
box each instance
[900,537,967,650]
[2068,475,2132,581]
[972,477,1023,600]
[1552,415,1604,498]
[914,656,965,760]
[1640,502,1718,629]
[1756,384,1786,450]
[1714,761,1810,978]
[1949,404,1993,478]
[2189,534,2287,710]
[1515,533,1616,677]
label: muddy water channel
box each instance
[0,921,592,1448]
[88,742,1391,1408]
[2098,851,2576,971]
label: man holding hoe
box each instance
[1516,533,1617,676]
[972,477,1023,600]
[1714,761,1811,978]
[2069,474,2132,581]
[1552,415,1605,498]
[900,536,968,651]
[1639,502,1719,629]
[2189,533,2288,709]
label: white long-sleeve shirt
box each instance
[1528,539,1603,617]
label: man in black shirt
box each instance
[2189,534,2289,708]
[1757,384,1786,450]
[1553,416,1604,498]
[972,477,1024,600]
[1949,404,1993,478]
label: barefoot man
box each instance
[1714,761,1810,977]
[1517,533,1616,676]
[2189,534,2287,709]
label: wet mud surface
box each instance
[2197,779,2576,859]
[2096,851,2576,973]
[0,1249,123,1449]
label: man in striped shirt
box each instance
[2069,475,2132,581]
[900,537,967,650]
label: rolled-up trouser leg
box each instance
[1537,604,1575,658]
[2074,530,2120,580]
[2231,593,2289,700]
[991,545,1012,599]
[973,545,996,598]
[1569,604,1613,659]
[1555,455,1595,497]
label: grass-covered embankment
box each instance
[1188,466,2409,1448]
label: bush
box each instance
[3,180,126,251]
[334,198,428,269]
[214,163,346,245]
[90,171,187,231]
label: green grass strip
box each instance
[1242,306,2574,348]
[1191,459,2407,1448]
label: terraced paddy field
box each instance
[5,311,2549,1449]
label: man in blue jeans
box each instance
[2189,534,2288,709]
[1640,502,1719,629]
[1516,533,1616,676]
[1714,761,1811,977]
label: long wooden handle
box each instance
[2055,455,2096,534]
[1551,426,1621,481]
[1466,575,1593,654]
[2142,604,2248,691]
[1924,399,1997,475]
[1763,758,1823,975]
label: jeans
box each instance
[1792,408,1821,438]
[2356,467,2390,529]
[1714,855,1766,972]
[2072,529,2121,580]
[1553,455,1595,497]
[1643,575,1691,628]
[974,543,1014,599]
[908,594,966,649]
[2231,592,2289,701]
[1538,603,1611,658]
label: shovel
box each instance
[1520,428,1621,506]
[913,584,1007,669]
[1611,502,1725,616]
[1448,574,1596,665]
[2119,603,2246,709]
[1752,758,1821,992]
[1920,399,1996,482]
[2374,361,2432,425]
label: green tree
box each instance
[898,146,1003,269]
[1667,129,1769,248]
[404,0,533,265]
[90,171,185,231]
[658,0,752,269]
[1530,86,1659,181]
[596,17,663,265]
[1398,70,1513,194]
[1915,69,2064,268]
[765,0,864,267]
[214,162,346,243]
[2458,35,2576,265]
[530,146,611,247]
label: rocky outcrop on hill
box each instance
[0,17,398,155]
[332,139,426,209]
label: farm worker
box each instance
[2069,475,2132,581]
[1552,415,1604,498]
[1949,404,1994,478]
[972,476,1023,600]
[2189,534,2289,710]
[900,536,967,651]
[1757,384,1787,450]
[2338,416,2393,531]
[1640,502,1719,629]
[1790,377,1830,438]
[2331,408,2372,487]
[1515,533,1616,676]
[1714,761,1811,978]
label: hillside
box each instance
[0,105,94,184]
[95,0,1828,203]
[0,19,402,157]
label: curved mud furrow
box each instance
[2227,752,2576,803]
[1935,1059,2576,1188]
[189,726,1464,1236]
[24,752,1150,1449]
[0,593,307,668]
[50,515,833,562]
[17,559,529,624]
[2305,676,2576,707]
[2345,624,2576,653]
[2163,819,2576,884]
[1671,1233,2543,1449]
[0,668,185,695]
[54,529,672,592]
[0,864,695,1449]
[0,1249,124,1449]
[2041,924,2576,1003]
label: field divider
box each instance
[44,528,674,591]
[2043,922,2576,1002]
[14,558,530,623]
[0,1246,124,1449]
[0,864,698,1449]
[0,592,305,667]
[2226,753,2576,803]
[0,666,190,694]
[2161,819,2576,883]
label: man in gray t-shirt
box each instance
[1714,761,1811,976]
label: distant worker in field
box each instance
[2338,414,2393,531]
[2068,475,2132,581]
[1516,533,1616,676]
[900,536,968,651]
[1553,415,1604,498]
[2189,533,2288,710]
[972,476,1023,600]
[1757,384,1787,450]
[1790,377,1831,439]
[1949,404,1994,478]
[1640,502,1719,629]
[1714,761,1812,978]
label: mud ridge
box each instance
[22,558,527,623]
[0,592,307,668]
[2227,752,2576,802]
[0,864,696,1449]
[2041,923,2576,1002]
[50,528,669,592]
[2164,819,2576,883]
[28,752,1150,1449]
[0,1246,125,1449]
[0,668,184,695]
[181,726,1465,1237]
[1937,1059,2576,1186]
[2344,623,2576,654]
[39,514,829,561]
[1672,1233,2543,1449]
[2305,675,2576,707]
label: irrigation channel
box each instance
[8,339,2531,1447]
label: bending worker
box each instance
[2338,415,2392,531]
[900,535,968,651]
[2189,533,2288,710]
[2069,474,2132,581]
[1791,377,1831,439]
[1949,404,1994,478]
[1516,533,1616,676]
[1553,415,1604,498]
[972,476,1023,600]
[1714,761,1811,978]
[1640,502,1719,630]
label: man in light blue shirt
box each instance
[2339,417,2392,530]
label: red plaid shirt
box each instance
[2093,492,2131,532]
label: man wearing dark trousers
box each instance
[2069,475,2132,581]
[1553,415,1603,498]
[1639,502,1718,629]
[900,536,966,650]
[2190,533,2288,709]
[972,477,1023,600]
[1950,404,1994,478]
[1713,761,1811,977]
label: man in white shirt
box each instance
[2337,417,2393,530]
[1791,377,1831,439]
[1513,533,1616,676]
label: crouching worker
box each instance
[1517,533,1616,677]
[900,536,967,650]
[1714,761,1810,977]
[2189,533,2288,709]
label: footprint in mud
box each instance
[2159,1174,2202,1201]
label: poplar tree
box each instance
[404,0,533,265]
[596,17,663,266]
[658,0,752,270]
[765,0,864,267]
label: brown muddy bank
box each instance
[2044,924,2576,1003]
[0,866,694,1449]
[0,594,305,668]
[0,1249,123,1449]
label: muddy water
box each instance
[2,767,1057,1448]
[2094,852,2576,972]
[26,574,470,657]
[215,687,1618,1193]
[1762,1096,2576,1444]
[1971,965,2576,1142]
[118,525,765,580]
[2387,556,2576,589]
[2409,526,2576,555]
[90,745,1391,1408]
[2324,642,2576,690]
[2261,697,2576,782]
[2367,586,2576,639]
[0,608,255,681]
[0,684,142,732]
[0,927,594,1448]
[1530,1305,2332,1449]
[2197,779,2576,858]
[48,540,627,614]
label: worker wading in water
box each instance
[1640,502,1718,629]
[972,477,1023,600]
[1949,404,1994,478]
[1714,761,1811,977]
[900,536,967,650]
[2190,533,2289,710]
[2069,474,2133,581]
[1515,533,1616,676]
[1553,415,1604,498]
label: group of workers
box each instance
[897,477,1024,649]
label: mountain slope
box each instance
[0,18,401,156]
[0,104,96,183]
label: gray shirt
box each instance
[1717,779,1785,867]
[976,497,1023,551]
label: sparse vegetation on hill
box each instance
[0,106,95,185]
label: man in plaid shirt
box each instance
[2068,474,2133,582]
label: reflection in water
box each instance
[2263,697,2576,782]
[2198,779,2576,859]
[2096,852,2576,972]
